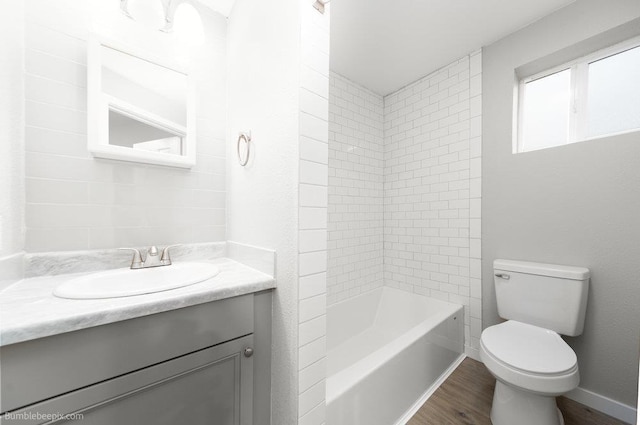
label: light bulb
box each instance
[172,3,205,47]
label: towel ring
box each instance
[237,132,251,166]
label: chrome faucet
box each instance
[119,245,180,269]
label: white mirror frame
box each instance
[87,35,197,169]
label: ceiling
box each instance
[196,0,236,17]
[331,0,576,95]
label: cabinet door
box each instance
[1,335,254,425]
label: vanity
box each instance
[1,6,275,424]
[0,249,275,425]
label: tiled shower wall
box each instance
[328,52,482,355]
[383,51,482,355]
[327,73,384,305]
[23,0,226,252]
[298,2,330,424]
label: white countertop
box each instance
[0,258,275,347]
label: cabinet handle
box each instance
[243,347,254,358]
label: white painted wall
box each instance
[327,72,384,306]
[23,0,226,252]
[226,0,301,423]
[227,0,331,422]
[0,1,26,291]
[228,2,330,423]
[482,0,640,414]
[0,1,25,261]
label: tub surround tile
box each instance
[299,336,327,371]
[299,358,327,394]
[0,258,275,347]
[299,380,327,420]
[299,229,328,254]
[298,4,330,423]
[327,72,385,306]
[384,51,483,358]
[299,315,327,347]
[299,273,328,299]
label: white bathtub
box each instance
[326,287,464,425]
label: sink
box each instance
[53,262,220,299]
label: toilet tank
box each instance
[494,259,590,336]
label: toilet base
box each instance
[490,380,565,425]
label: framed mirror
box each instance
[88,36,196,168]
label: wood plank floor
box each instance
[408,358,628,425]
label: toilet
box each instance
[480,259,590,425]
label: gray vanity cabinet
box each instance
[7,335,253,425]
[0,292,273,425]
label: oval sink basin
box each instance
[53,262,220,299]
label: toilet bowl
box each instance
[484,259,589,425]
[480,320,579,425]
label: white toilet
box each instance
[480,259,590,425]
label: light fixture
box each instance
[120,0,166,29]
[120,0,204,46]
[313,0,330,14]
[163,2,205,47]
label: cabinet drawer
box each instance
[1,295,254,412]
[1,335,254,425]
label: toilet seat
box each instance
[480,321,579,395]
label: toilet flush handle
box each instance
[495,273,510,280]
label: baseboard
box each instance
[465,345,481,362]
[565,387,637,424]
[395,354,467,425]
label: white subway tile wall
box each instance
[298,2,329,424]
[468,51,482,354]
[24,1,227,252]
[384,52,482,356]
[327,73,384,306]
[327,54,482,355]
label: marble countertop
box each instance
[0,258,275,347]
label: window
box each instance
[516,38,640,153]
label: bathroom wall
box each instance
[0,1,25,288]
[23,0,226,252]
[327,72,384,305]
[226,1,300,422]
[0,1,25,260]
[383,52,483,357]
[227,0,330,424]
[483,0,640,414]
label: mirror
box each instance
[88,38,196,168]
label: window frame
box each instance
[515,35,640,153]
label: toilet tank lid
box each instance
[494,259,590,280]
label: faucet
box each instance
[119,245,180,269]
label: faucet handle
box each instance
[161,244,181,265]
[118,248,144,269]
[147,246,159,256]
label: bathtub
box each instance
[326,287,464,425]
